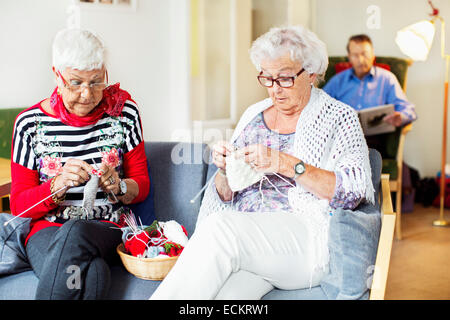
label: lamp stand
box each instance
[435,55,450,227]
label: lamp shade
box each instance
[395,20,435,61]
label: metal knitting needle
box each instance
[3,185,68,227]
[190,168,220,204]
[190,145,237,204]
[91,158,119,203]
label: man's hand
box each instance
[383,111,403,127]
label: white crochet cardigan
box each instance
[197,86,375,272]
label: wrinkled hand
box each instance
[383,111,403,127]
[234,144,282,174]
[52,159,94,198]
[211,141,234,172]
[97,163,120,197]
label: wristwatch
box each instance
[118,179,127,196]
[293,160,306,180]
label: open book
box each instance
[357,104,396,136]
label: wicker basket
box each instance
[116,243,178,280]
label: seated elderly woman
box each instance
[10,28,149,299]
[150,25,374,300]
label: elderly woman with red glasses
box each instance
[10,28,150,299]
[151,25,375,300]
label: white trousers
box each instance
[150,210,328,300]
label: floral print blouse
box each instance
[215,112,361,212]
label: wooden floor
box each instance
[384,203,450,300]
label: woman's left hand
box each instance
[234,144,283,174]
[98,163,120,200]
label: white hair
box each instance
[249,25,328,81]
[52,28,106,71]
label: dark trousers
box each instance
[26,219,122,300]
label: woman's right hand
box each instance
[211,141,234,172]
[52,159,94,198]
[212,141,235,201]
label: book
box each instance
[357,104,396,136]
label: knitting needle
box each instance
[189,168,219,203]
[189,145,237,204]
[3,185,68,227]
[91,158,119,203]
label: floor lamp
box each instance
[395,1,450,227]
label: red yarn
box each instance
[163,241,184,257]
[124,231,151,257]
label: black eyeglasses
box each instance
[257,68,305,88]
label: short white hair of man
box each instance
[52,28,106,71]
[249,25,328,82]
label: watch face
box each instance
[295,162,305,174]
[120,180,127,194]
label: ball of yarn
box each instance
[145,246,166,258]
[159,220,189,247]
[124,231,151,257]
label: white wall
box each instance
[0,0,191,142]
[315,0,450,177]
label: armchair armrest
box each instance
[397,123,412,162]
[370,174,396,300]
[401,123,413,135]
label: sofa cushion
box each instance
[144,142,211,237]
[319,149,382,300]
[0,271,37,300]
[128,159,156,226]
[0,264,160,300]
[320,204,381,300]
[0,214,32,276]
[107,265,160,299]
[0,263,329,300]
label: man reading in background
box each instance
[323,34,417,128]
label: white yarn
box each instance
[196,87,374,272]
[225,153,265,192]
[159,220,189,247]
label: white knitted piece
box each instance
[196,87,375,271]
[225,152,265,192]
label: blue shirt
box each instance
[323,66,417,124]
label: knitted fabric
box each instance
[196,87,374,272]
[225,153,265,192]
[81,173,100,219]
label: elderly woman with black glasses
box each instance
[10,28,150,299]
[150,25,375,300]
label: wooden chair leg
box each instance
[395,188,402,240]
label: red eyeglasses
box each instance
[257,68,305,88]
[57,70,109,92]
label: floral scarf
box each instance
[49,83,132,127]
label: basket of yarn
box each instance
[116,212,188,280]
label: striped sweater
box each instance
[10,99,150,242]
